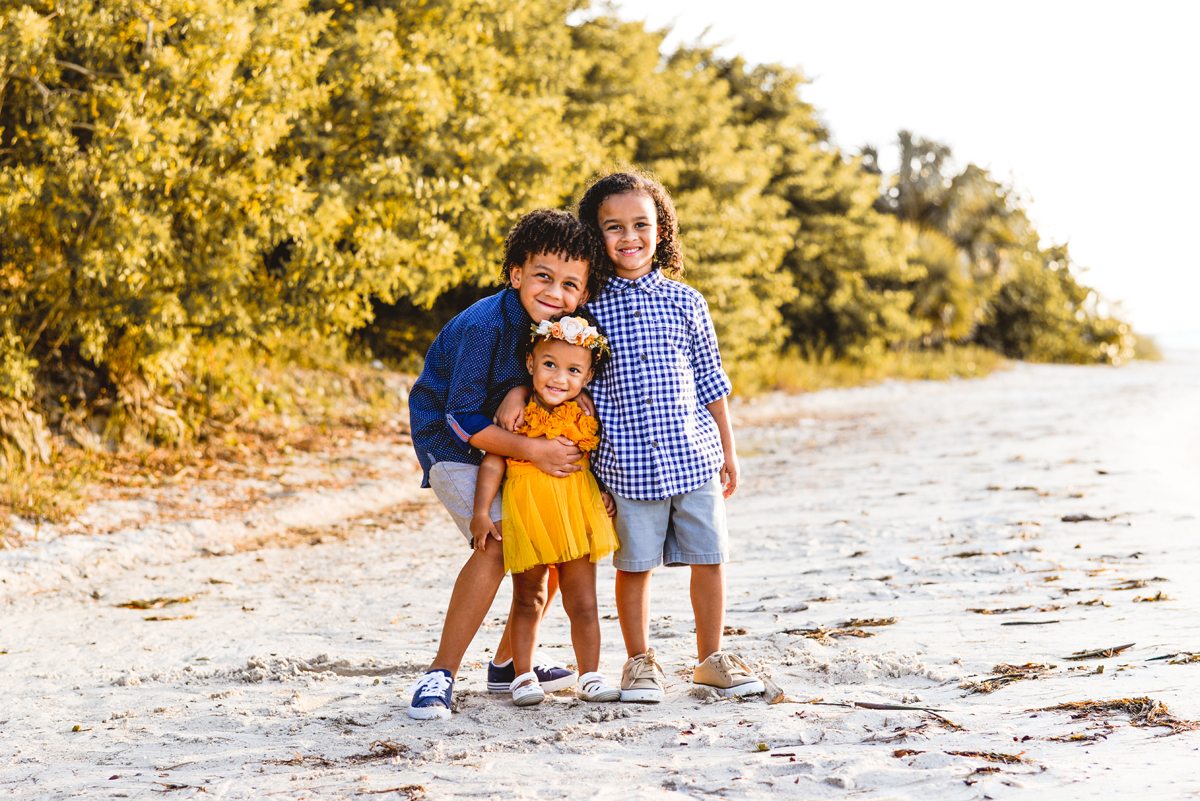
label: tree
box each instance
[718,60,922,361]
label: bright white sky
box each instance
[613,0,1199,336]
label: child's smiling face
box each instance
[526,338,593,410]
[510,252,589,322]
[598,192,657,280]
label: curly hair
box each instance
[521,307,612,380]
[576,169,684,279]
[501,208,609,300]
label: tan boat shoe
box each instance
[620,648,665,703]
[693,651,765,698]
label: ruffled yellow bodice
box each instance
[511,400,600,454]
[501,399,616,574]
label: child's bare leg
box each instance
[555,558,600,675]
[510,565,551,680]
[615,568,653,658]
[493,566,560,664]
[429,532,507,678]
[691,563,725,662]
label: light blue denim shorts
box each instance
[428,460,503,546]
[610,476,728,572]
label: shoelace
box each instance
[414,672,452,700]
[714,652,754,677]
[634,651,663,678]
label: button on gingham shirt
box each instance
[587,270,733,501]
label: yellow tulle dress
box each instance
[502,400,618,575]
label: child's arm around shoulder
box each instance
[470,453,507,551]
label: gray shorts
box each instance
[610,476,728,571]
[428,460,503,546]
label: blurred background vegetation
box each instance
[0,0,1143,486]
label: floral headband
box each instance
[530,316,610,356]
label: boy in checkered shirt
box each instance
[577,171,766,701]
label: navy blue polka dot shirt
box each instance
[409,288,531,487]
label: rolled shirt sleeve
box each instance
[690,295,733,406]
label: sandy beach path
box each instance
[3,357,1199,799]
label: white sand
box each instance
[3,355,1200,799]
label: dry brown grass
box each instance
[744,345,1007,395]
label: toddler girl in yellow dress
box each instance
[471,310,620,706]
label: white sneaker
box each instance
[511,671,545,707]
[578,672,620,702]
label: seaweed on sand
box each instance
[782,627,875,644]
[967,606,1032,615]
[1035,697,1200,735]
[115,596,194,610]
[961,663,1053,695]
[1064,643,1135,661]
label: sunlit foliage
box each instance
[0,1,1137,463]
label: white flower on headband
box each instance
[560,316,585,342]
[532,316,608,354]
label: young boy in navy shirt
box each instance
[406,210,606,719]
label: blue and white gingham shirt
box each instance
[587,270,733,501]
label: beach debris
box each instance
[947,751,1027,764]
[781,603,810,613]
[355,785,426,798]
[1001,620,1061,626]
[843,617,897,627]
[267,750,337,768]
[782,626,874,643]
[1076,598,1109,607]
[968,606,1032,615]
[1036,697,1200,735]
[1047,731,1109,742]
[152,782,206,793]
[961,663,1053,695]
[805,596,835,603]
[1133,591,1173,603]
[348,740,411,763]
[1169,654,1200,665]
[893,749,1022,764]
[761,676,788,705]
[116,596,194,610]
[849,550,867,558]
[1113,578,1169,590]
[1147,652,1200,665]
[206,578,231,585]
[723,626,748,636]
[1062,514,1117,523]
[1064,643,1134,661]
[144,615,196,622]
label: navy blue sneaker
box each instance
[407,669,453,720]
[487,657,577,693]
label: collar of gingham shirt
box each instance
[586,269,733,501]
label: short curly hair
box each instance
[501,209,608,300]
[577,169,684,279]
